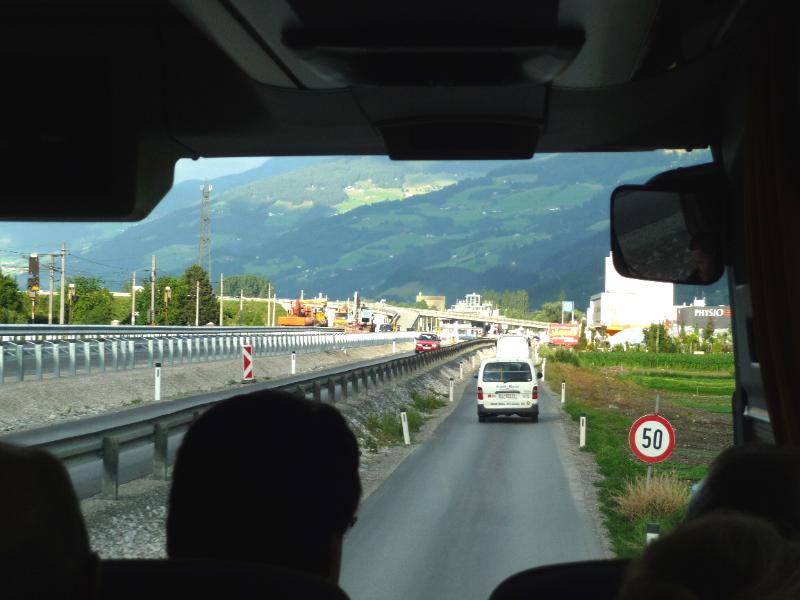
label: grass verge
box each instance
[364,388,448,450]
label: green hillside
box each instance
[5,150,726,313]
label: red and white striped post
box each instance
[242,344,254,383]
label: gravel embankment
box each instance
[0,342,414,434]
[83,347,494,559]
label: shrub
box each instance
[551,347,581,367]
[410,390,447,412]
[614,473,690,519]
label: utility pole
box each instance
[239,289,244,326]
[267,283,271,326]
[48,255,55,325]
[195,280,200,326]
[149,255,156,325]
[131,272,136,326]
[59,242,66,325]
[198,182,212,281]
[219,273,224,326]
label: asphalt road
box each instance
[340,380,606,600]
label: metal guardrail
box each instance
[1,338,493,499]
[0,327,418,384]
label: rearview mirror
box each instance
[611,185,724,285]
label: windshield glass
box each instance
[0,150,734,600]
[483,362,532,382]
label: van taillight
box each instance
[477,387,484,400]
[532,386,538,400]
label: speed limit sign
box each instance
[629,414,675,464]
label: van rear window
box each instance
[482,362,532,382]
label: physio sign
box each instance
[628,414,675,464]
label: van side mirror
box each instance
[537,372,543,379]
[473,374,479,379]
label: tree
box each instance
[70,276,114,324]
[221,274,274,298]
[177,265,217,325]
[642,323,677,353]
[136,275,187,325]
[0,271,25,323]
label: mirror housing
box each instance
[537,372,543,379]
[610,164,726,285]
[473,374,479,379]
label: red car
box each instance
[415,333,441,353]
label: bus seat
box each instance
[98,558,351,600]
[489,558,628,600]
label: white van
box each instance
[495,334,531,360]
[475,358,541,422]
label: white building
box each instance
[450,292,499,317]
[587,253,675,336]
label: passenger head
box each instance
[167,391,361,582]
[685,444,800,539]
[0,442,96,599]
[619,512,800,600]
[688,233,718,282]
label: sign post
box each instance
[242,344,254,383]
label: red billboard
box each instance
[548,323,581,346]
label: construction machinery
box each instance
[277,298,328,327]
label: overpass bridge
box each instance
[371,304,550,334]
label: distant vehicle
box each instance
[495,334,531,359]
[476,358,541,422]
[378,323,393,332]
[415,333,441,353]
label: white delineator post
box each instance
[646,523,660,544]
[561,380,566,405]
[449,377,454,403]
[459,362,463,380]
[579,413,587,448]
[242,344,254,383]
[154,362,162,402]
[392,340,396,354]
[291,351,296,375]
[471,355,475,368]
[400,411,411,446]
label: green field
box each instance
[577,351,734,372]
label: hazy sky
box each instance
[173,157,269,183]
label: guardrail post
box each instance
[68,342,76,377]
[176,338,184,364]
[83,341,92,375]
[210,336,217,361]
[111,340,118,371]
[34,343,43,380]
[195,338,201,362]
[153,423,168,480]
[128,339,135,369]
[0,344,5,384]
[352,371,360,394]
[147,339,154,366]
[157,338,164,364]
[341,374,349,402]
[98,340,105,373]
[167,338,174,365]
[14,344,23,382]
[101,437,120,500]
[327,377,336,403]
[186,337,193,363]
[203,337,209,362]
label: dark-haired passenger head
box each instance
[167,391,361,583]
[619,512,800,600]
[685,444,800,539]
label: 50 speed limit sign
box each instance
[628,414,675,464]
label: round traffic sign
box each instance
[628,414,675,464]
